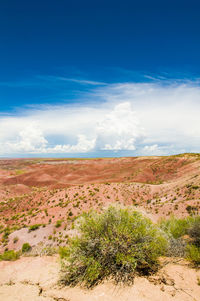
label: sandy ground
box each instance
[0,256,199,301]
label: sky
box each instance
[0,0,200,157]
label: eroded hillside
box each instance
[0,154,200,252]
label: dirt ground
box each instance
[0,256,199,301]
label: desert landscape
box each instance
[0,154,200,251]
[0,154,200,300]
[1,1,200,300]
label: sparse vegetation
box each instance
[0,155,200,277]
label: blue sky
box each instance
[0,0,200,157]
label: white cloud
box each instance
[96,102,144,151]
[0,122,96,155]
[143,144,159,153]
[141,144,174,156]
[0,81,200,156]
[45,135,96,153]
[0,102,142,154]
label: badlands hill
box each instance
[0,153,200,252]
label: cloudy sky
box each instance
[0,1,200,157]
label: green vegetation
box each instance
[186,217,200,265]
[160,215,200,262]
[59,246,69,258]
[0,250,20,261]
[188,217,200,246]
[22,242,31,253]
[55,220,62,228]
[159,215,200,238]
[186,244,200,265]
[60,206,168,287]
[15,169,25,175]
[159,216,190,239]
[13,237,19,244]
[28,224,41,232]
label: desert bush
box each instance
[0,250,20,261]
[55,220,62,228]
[186,205,198,215]
[28,224,41,232]
[22,242,31,253]
[186,244,200,265]
[160,216,200,262]
[186,217,200,265]
[188,217,200,247]
[159,216,190,239]
[60,206,168,287]
[166,237,187,257]
[13,237,19,244]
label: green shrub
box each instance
[28,224,41,232]
[186,244,200,265]
[188,217,200,247]
[13,237,19,244]
[22,242,31,253]
[159,216,190,239]
[55,220,62,228]
[186,205,198,215]
[60,206,168,287]
[160,216,200,263]
[166,237,187,257]
[0,250,20,261]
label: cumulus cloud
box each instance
[141,144,175,156]
[143,144,159,153]
[45,135,96,153]
[0,102,142,154]
[96,102,144,151]
[0,80,200,156]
